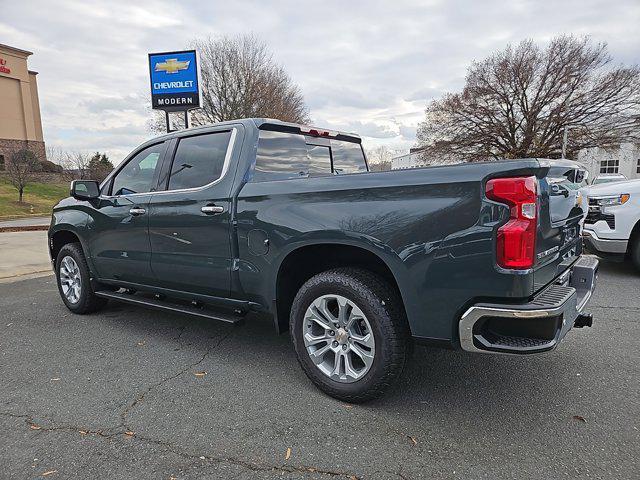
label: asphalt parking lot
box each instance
[1,259,638,479]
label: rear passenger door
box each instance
[147,127,240,298]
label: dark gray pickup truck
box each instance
[49,118,598,401]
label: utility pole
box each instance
[562,126,569,159]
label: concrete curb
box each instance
[0,270,53,284]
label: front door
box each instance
[147,128,237,298]
[88,142,166,284]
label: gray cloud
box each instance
[3,0,639,157]
[79,94,149,114]
[405,87,443,103]
[399,125,417,142]
[335,121,398,139]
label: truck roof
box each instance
[538,158,587,170]
[148,118,362,144]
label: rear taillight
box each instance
[485,176,537,269]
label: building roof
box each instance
[0,43,33,57]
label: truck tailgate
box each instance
[533,172,585,291]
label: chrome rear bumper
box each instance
[459,255,598,354]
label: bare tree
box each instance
[366,145,399,171]
[6,146,41,203]
[148,110,190,133]
[59,151,91,180]
[150,34,309,132]
[416,35,640,161]
[45,145,68,169]
[46,146,104,180]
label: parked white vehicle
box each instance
[581,179,640,269]
[591,173,627,185]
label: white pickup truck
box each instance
[582,179,640,270]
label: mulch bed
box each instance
[0,225,49,233]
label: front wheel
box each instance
[290,268,410,403]
[55,243,107,314]
[631,236,640,272]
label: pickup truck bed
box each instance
[49,118,597,401]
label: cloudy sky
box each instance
[3,0,639,163]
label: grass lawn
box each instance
[0,175,69,218]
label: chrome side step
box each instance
[95,290,245,324]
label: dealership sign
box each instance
[148,50,201,111]
[0,58,10,75]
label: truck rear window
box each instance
[253,130,367,182]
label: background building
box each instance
[0,43,45,169]
[390,148,426,170]
[577,142,640,182]
[392,142,640,182]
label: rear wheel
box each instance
[55,243,107,314]
[290,268,410,402]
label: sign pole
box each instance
[184,110,189,129]
[165,110,171,133]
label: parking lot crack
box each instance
[592,304,640,312]
[3,410,359,478]
[173,324,188,345]
[120,328,235,430]
[0,411,30,420]
[122,431,361,478]
[0,411,122,438]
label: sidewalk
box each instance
[0,216,50,228]
[0,230,52,283]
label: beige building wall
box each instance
[0,43,45,164]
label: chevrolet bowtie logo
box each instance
[155,58,190,74]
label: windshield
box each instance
[593,176,625,185]
[547,165,587,189]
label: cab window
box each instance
[253,130,366,182]
[111,143,164,196]
[167,131,232,190]
[332,140,368,174]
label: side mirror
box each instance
[70,180,100,200]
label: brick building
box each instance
[0,43,45,170]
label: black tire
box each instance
[55,243,108,314]
[290,268,411,403]
[631,236,640,272]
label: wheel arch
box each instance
[628,218,640,268]
[48,222,91,271]
[272,241,409,334]
[49,206,93,261]
[50,230,80,258]
[628,217,640,252]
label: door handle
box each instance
[129,207,146,216]
[201,205,225,215]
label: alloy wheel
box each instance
[302,294,376,383]
[59,256,82,304]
